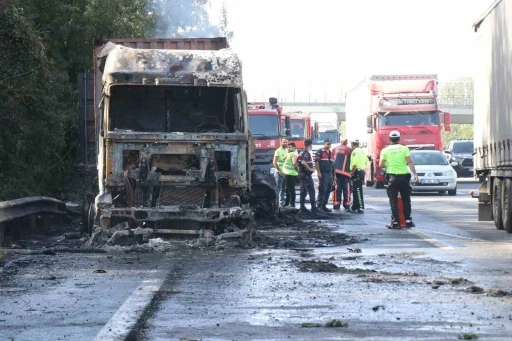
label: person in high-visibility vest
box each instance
[349,139,369,213]
[282,142,299,208]
[272,138,289,206]
[379,130,420,229]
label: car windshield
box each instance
[410,152,449,165]
[313,131,338,144]
[452,141,473,154]
[378,111,439,127]
[248,115,279,137]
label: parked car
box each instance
[409,150,458,195]
[444,140,474,178]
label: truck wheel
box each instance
[501,178,512,233]
[493,178,504,230]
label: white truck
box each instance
[309,112,341,151]
[472,0,512,233]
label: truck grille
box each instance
[158,187,205,206]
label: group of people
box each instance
[272,137,369,214]
[270,130,419,228]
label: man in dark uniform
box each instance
[315,138,334,213]
[297,139,318,213]
[332,138,352,211]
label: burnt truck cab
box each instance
[90,42,255,236]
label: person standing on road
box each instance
[282,142,299,208]
[315,138,334,212]
[379,130,420,229]
[273,138,289,206]
[297,139,319,213]
[349,139,369,213]
[332,138,352,211]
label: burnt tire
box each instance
[501,178,512,233]
[493,178,504,230]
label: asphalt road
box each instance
[2,179,512,340]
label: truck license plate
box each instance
[421,179,439,184]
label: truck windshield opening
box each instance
[248,115,279,137]
[313,130,338,144]
[378,111,439,127]
[109,86,240,133]
[281,119,305,138]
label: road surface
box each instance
[1,180,512,341]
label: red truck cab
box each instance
[346,75,452,189]
[280,112,315,150]
[248,98,291,174]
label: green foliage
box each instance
[442,124,474,148]
[0,0,227,201]
[0,6,75,199]
[438,77,474,106]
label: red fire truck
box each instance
[248,98,291,174]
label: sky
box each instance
[209,0,497,103]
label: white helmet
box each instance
[389,130,400,138]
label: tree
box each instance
[442,124,474,148]
[219,1,234,42]
[438,77,474,107]
[150,0,220,38]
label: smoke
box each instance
[148,0,221,38]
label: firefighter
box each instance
[332,138,352,211]
[272,138,289,206]
[315,138,334,213]
[297,139,318,213]
[379,131,419,229]
[349,139,369,213]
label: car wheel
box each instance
[501,178,512,233]
[448,187,457,196]
[493,178,504,230]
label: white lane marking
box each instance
[94,274,165,341]
[406,229,454,249]
[363,219,454,249]
[415,229,487,242]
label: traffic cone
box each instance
[397,194,406,228]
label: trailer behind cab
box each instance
[472,0,512,232]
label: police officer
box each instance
[282,142,299,208]
[332,138,352,211]
[272,138,289,206]
[379,131,419,229]
[315,138,334,212]
[297,139,318,213]
[350,139,369,213]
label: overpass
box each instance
[279,102,474,124]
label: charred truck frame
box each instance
[85,38,268,237]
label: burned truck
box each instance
[83,38,276,240]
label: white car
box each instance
[408,150,458,195]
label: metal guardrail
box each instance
[0,196,70,245]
